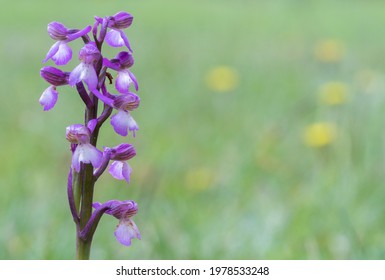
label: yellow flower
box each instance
[314,40,344,63]
[185,167,214,192]
[303,122,336,148]
[205,66,239,92]
[318,82,349,105]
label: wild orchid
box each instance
[40,11,141,259]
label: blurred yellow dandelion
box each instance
[206,66,239,92]
[185,167,214,192]
[318,82,349,105]
[314,39,344,63]
[303,122,336,148]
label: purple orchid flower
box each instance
[95,12,133,51]
[110,92,140,137]
[103,52,138,93]
[39,66,69,111]
[106,143,136,183]
[43,22,91,65]
[69,43,100,91]
[93,200,140,246]
[66,124,103,172]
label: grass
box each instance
[1,0,385,259]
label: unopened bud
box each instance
[109,12,133,29]
[110,143,136,161]
[40,66,68,86]
[113,93,140,111]
[47,22,68,40]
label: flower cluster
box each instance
[40,12,141,252]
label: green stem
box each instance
[76,234,92,260]
[73,170,81,213]
[76,164,95,259]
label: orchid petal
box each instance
[105,29,125,47]
[81,144,103,169]
[116,70,133,94]
[83,65,98,90]
[66,25,92,42]
[39,86,58,111]
[52,42,72,65]
[109,161,132,183]
[118,30,133,52]
[43,41,61,63]
[69,63,97,90]
[110,110,131,136]
[90,89,114,106]
[87,119,97,133]
[72,145,81,172]
[128,71,139,91]
[72,143,103,171]
[114,218,141,246]
[68,63,83,87]
[102,57,120,72]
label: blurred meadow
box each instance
[1,0,385,259]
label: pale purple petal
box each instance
[118,30,133,52]
[105,29,124,47]
[109,161,132,183]
[68,63,84,86]
[82,64,98,90]
[72,144,103,171]
[128,71,139,91]
[39,86,58,111]
[92,202,103,209]
[52,42,72,65]
[66,25,92,42]
[69,63,97,90]
[90,89,114,106]
[127,114,139,137]
[102,57,120,71]
[87,119,97,133]
[43,41,60,63]
[116,70,133,93]
[114,218,141,246]
[110,110,131,136]
[81,143,103,169]
[72,145,81,172]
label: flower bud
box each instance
[115,52,134,69]
[113,93,140,111]
[109,12,133,29]
[40,66,68,86]
[66,124,91,144]
[110,143,136,161]
[47,22,68,40]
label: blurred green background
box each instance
[1,0,385,259]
